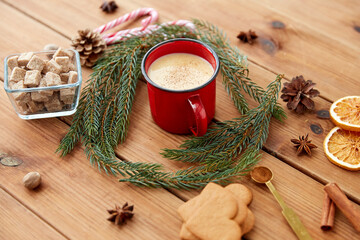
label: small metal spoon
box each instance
[250,166,313,240]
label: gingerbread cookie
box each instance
[180,225,200,240]
[225,183,253,205]
[178,183,238,221]
[241,209,255,235]
[178,183,255,240]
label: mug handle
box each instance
[188,94,208,136]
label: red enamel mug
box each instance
[141,38,220,136]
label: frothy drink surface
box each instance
[147,53,214,90]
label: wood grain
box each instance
[214,64,360,203]
[1,0,360,239]
[7,0,357,201]
[4,0,359,200]
[2,78,358,239]
[0,4,184,239]
[255,0,360,51]
[0,188,66,240]
[111,85,360,239]
[0,80,184,240]
[0,2,70,76]
[108,65,360,204]
[4,0,360,101]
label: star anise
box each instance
[281,75,320,114]
[107,202,134,225]
[100,1,118,13]
[237,30,258,44]
[291,134,317,156]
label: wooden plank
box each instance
[4,0,360,102]
[4,0,358,201]
[0,80,184,240]
[0,4,184,239]
[1,1,359,239]
[255,0,360,51]
[109,85,360,239]
[108,65,360,204]
[56,74,360,239]
[214,64,360,203]
[5,0,355,204]
[0,188,66,240]
[228,153,360,240]
[3,0,358,206]
[0,2,70,76]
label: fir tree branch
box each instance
[192,19,286,121]
[122,74,284,188]
[162,74,284,168]
[57,21,286,190]
[57,24,197,179]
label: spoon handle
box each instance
[282,207,313,240]
[266,181,313,240]
[265,181,287,209]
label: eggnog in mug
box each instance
[147,53,214,90]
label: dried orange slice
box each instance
[323,127,360,171]
[330,96,360,132]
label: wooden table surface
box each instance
[1,0,360,239]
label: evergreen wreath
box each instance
[57,19,286,189]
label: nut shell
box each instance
[23,172,41,189]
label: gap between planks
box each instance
[0,185,71,240]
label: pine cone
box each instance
[71,29,106,67]
[281,75,320,113]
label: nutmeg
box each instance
[44,44,59,59]
[43,44,59,51]
[22,172,41,189]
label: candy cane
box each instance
[93,8,196,45]
[94,7,159,34]
[104,20,196,45]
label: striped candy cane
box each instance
[104,20,196,44]
[93,8,195,45]
[94,8,159,34]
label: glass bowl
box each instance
[3,49,82,120]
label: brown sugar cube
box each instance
[68,71,78,84]
[38,77,54,96]
[18,52,34,66]
[61,97,74,105]
[21,93,32,103]
[53,47,72,59]
[43,59,61,74]
[45,72,61,86]
[16,101,29,114]
[55,56,70,72]
[60,73,69,84]
[44,93,62,112]
[60,88,75,104]
[31,91,49,102]
[65,49,75,60]
[69,63,76,71]
[27,55,46,71]
[27,101,44,113]
[8,81,16,89]
[24,70,41,87]
[12,80,27,100]
[10,67,26,83]
[7,56,19,70]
